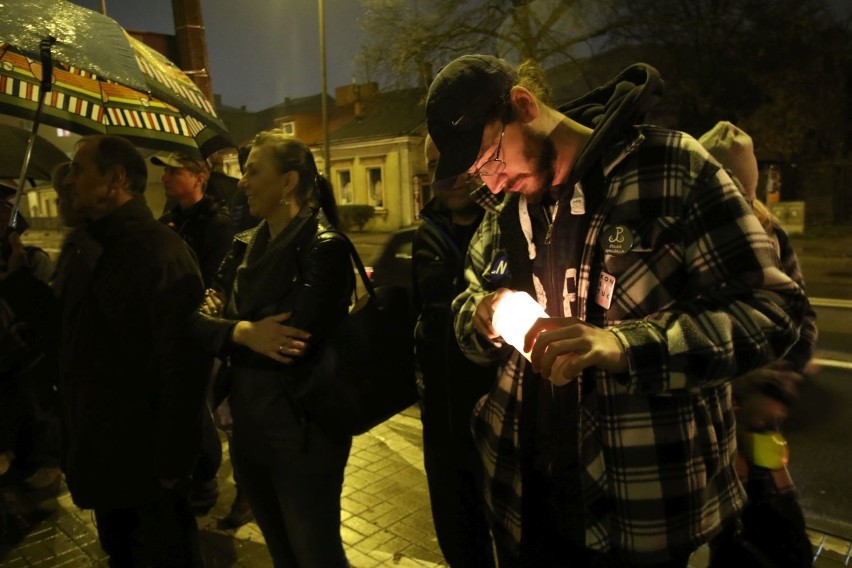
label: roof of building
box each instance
[329,87,426,142]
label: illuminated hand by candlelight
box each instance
[524,318,628,385]
[473,288,516,340]
[490,290,548,361]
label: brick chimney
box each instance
[171,0,213,102]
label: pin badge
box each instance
[600,225,634,255]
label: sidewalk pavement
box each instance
[2,403,850,567]
[0,406,445,568]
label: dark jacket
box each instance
[0,197,209,509]
[159,194,234,287]
[413,199,493,465]
[206,171,259,233]
[189,207,354,445]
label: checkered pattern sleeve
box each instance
[607,131,807,393]
[774,226,817,372]
[452,210,507,366]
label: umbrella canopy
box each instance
[0,0,233,158]
[0,123,68,181]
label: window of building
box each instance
[366,166,383,208]
[338,169,353,205]
[280,121,295,137]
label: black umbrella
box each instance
[0,123,68,181]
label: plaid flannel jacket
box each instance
[453,125,806,564]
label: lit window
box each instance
[338,169,353,204]
[366,167,383,208]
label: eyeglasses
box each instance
[471,123,506,177]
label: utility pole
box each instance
[319,0,331,174]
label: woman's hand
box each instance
[201,288,225,317]
[231,312,312,364]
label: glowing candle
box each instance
[492,291,549,361]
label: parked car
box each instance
[367,226,416,290]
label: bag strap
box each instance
[733,517,781,568]
[319,229,377,302]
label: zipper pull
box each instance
[571,184,586,215]
[543,202,558,245]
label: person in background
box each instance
[151,152,234,287]
[206,150,258,233]
[150,151,235,516]
[189,131,354,567]
[699,121,817,568]
[0,135,210,566]
[0,183,52,281]
[0,182,57,491]
[413,136,496,567]
[426,55,805,566]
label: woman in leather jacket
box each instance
[189,131,354,567]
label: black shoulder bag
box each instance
[302,231,418,437]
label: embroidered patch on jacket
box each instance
[485,254,511,283]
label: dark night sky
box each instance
[70,0,852,112]
[70,0,367,111]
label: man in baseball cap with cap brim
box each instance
[426,55,518,184]
[428,54,806,567]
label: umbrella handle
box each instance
[9,36,56,232]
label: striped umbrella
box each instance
[0,0,233,230]
[0,36,232,158]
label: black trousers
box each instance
[422,425,495,568]
[193,404,222,482]
[94,484,204,568]
[231,420,351,568]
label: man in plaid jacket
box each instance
[425,55,806,567]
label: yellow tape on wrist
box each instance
[744,431,789,470]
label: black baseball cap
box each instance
[426,55,517,182]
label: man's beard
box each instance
[508,126,556,204]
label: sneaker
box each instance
[189,478,219,516]
[24,467,62,491]
[216,489,254,529]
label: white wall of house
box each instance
[317,134,427,231]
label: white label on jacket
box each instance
[596,271,615,310]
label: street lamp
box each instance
[319,0,330,174]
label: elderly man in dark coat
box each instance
[0,135,209,567]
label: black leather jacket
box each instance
[189,207,354,436]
